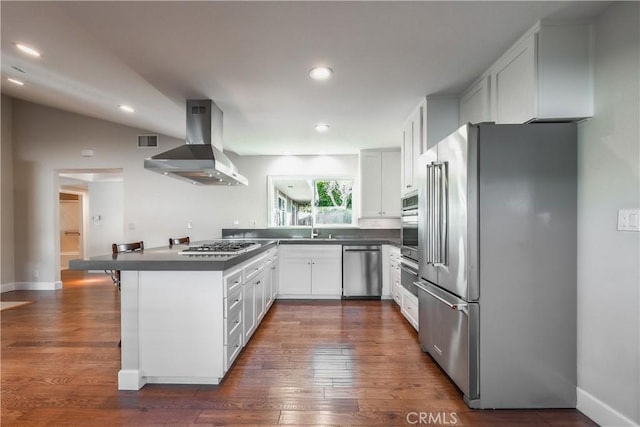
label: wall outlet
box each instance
[618,209,639,232]
[233,220,239,226]
[33,269,39,279]
[187,222,193,229]
[128,223,136,230]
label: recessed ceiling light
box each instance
[309,67,333,81]
[315,123,330,133]
[119,105,135,113]
[15,43,41,58]
[7,78,24,86]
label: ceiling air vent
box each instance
[138,135,158,148]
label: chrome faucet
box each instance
[311,229,319,239]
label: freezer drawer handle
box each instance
[415,282,468,315]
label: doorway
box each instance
[57,169,124,273]
[59,191,85,270]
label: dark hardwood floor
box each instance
[1,270,597,426]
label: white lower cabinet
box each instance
[224,291,244,371]
[254,271,266,322]
[242,274,256,341]
[388,246,418,331]
[279,257,312,295]
[400,286,419,331]
[278,245,342,298]
[224,246,279,360]
[389,247,402,306]
[267,253,278,309]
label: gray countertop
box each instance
[69,238,400,272]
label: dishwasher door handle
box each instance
[344,248,381,252]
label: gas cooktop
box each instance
[178,240,261,256]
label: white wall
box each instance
[577,2,640,426]
[1,95,15,290]
[10,99,359,284]
[87,181,124,257]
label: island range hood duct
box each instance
[144,99,248,186]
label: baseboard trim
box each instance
[1,282,17,293]
[11,281,63,291]
[118,369,147,391]
[577,387,639,427]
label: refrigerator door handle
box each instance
[426,164,433,265]
[415,282,468,315]
[434,162,441,264]
[439,161,448,267]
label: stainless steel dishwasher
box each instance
[342,245,382,298]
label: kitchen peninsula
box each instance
[70,241,279,390]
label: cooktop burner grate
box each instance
[178,240,261,256]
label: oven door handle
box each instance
[400,261,418,275]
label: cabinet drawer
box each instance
[224,269,243,297]
[393,283,402,306]
[244,255,268,281]
[224,322,244,371]
[224,288,243,317]
[224,299,243,344]
[401,290,419,331]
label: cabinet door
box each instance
[460,75,491,126]
[243,281,256,342]
[400,287,419,331]
[311,257,342,296]
[411,105,424,171]
[401,120,414,193]
[278,257,312,295]
[264,263,274,309]
[380,151,401,217]
[254,274,265,322]
[270,261,279,300]
[492,33,537,124]
[360,151,383,217]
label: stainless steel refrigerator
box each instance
[416,123,577,409]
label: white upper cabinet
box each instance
[360,149,401,218]
[401,102,424,195]
[402,97,459,195]
[424,96,460,150]
[462,21,594,125]
[459,75,491,126]
[492,32,537,123]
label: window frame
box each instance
[267,175,355,228]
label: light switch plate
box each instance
[617,209,639,232]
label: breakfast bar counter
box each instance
[69,241,280,391]
[68,240,278,271]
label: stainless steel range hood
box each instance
[144,99,248,186]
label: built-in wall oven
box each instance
[401,192,420,296]
[401,192,419,263]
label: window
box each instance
[268,176,354,227]
[313,179,353,225]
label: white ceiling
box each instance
[273,177,314,201]
[1,1,608,156]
